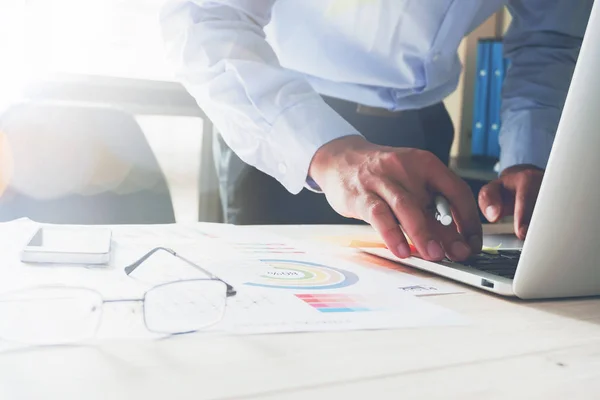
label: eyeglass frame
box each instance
[124,246,237,297]
[120,246,238,335]
[0,247,238,344]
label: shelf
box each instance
[450,156,498,182]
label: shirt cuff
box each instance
[499,110,559,173]
[304,176,323,193]
[266,98,362,194]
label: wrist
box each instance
[308,134,368,186]
[501,164,544,177]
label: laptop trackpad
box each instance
[483,234,524,250]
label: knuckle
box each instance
[398,148,429,164]
[357,161,381,187]
[511,168,540,185]
[518,172,533,186]
[379,151,402,170]
[384,149,426,176]
[521,168,539,178]
[344,171,369,194]
[365,199,388,221]
[390,192,412,212]
[418,149,439,166]
[405,147,425,157]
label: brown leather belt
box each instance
[355,104,403,118]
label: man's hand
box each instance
[309,136,482,261]
[478,164,544,240]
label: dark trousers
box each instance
[213,97,454,225]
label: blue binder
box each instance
[471,40,491,157]
[486,40,505,159]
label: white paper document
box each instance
[0,219,466,347]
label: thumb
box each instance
[478,180,504,222]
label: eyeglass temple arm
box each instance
[124,247,173,275]
[124,247,237,296]
[175,252,237,296]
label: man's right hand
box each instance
[308,135,482,261]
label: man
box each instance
[160,0,593,262]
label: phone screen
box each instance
[27,227,112,254]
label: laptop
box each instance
[361,4,600,300]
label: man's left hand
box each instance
[478,164,544,240]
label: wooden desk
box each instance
[1,225,599,400]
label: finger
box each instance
[422,155,482,252]
[356,194,412,258]
[478,180,504,222]
[429,218,473,261]
[375,180,446,261]
[483,176,519,219]
[513,176,541,240]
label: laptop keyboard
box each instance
[459,250,521,279]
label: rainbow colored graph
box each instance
[245,259,359,290]
[295,293,378,313]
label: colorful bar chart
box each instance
[295,293,379,313]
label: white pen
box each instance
[434,195,453,226]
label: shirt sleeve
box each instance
[499,0,594,173]
[159,0,361,194]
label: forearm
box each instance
[160,0,360,194]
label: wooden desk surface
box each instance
[1,224,599,400]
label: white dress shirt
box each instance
[160,0,593,194]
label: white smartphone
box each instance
[20,226,112,265]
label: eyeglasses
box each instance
[0,247,237,345]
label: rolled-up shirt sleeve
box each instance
[160,0,361,194]
[499,0,594,172]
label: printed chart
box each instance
[295,293,380,313]
[245,259,359,290]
